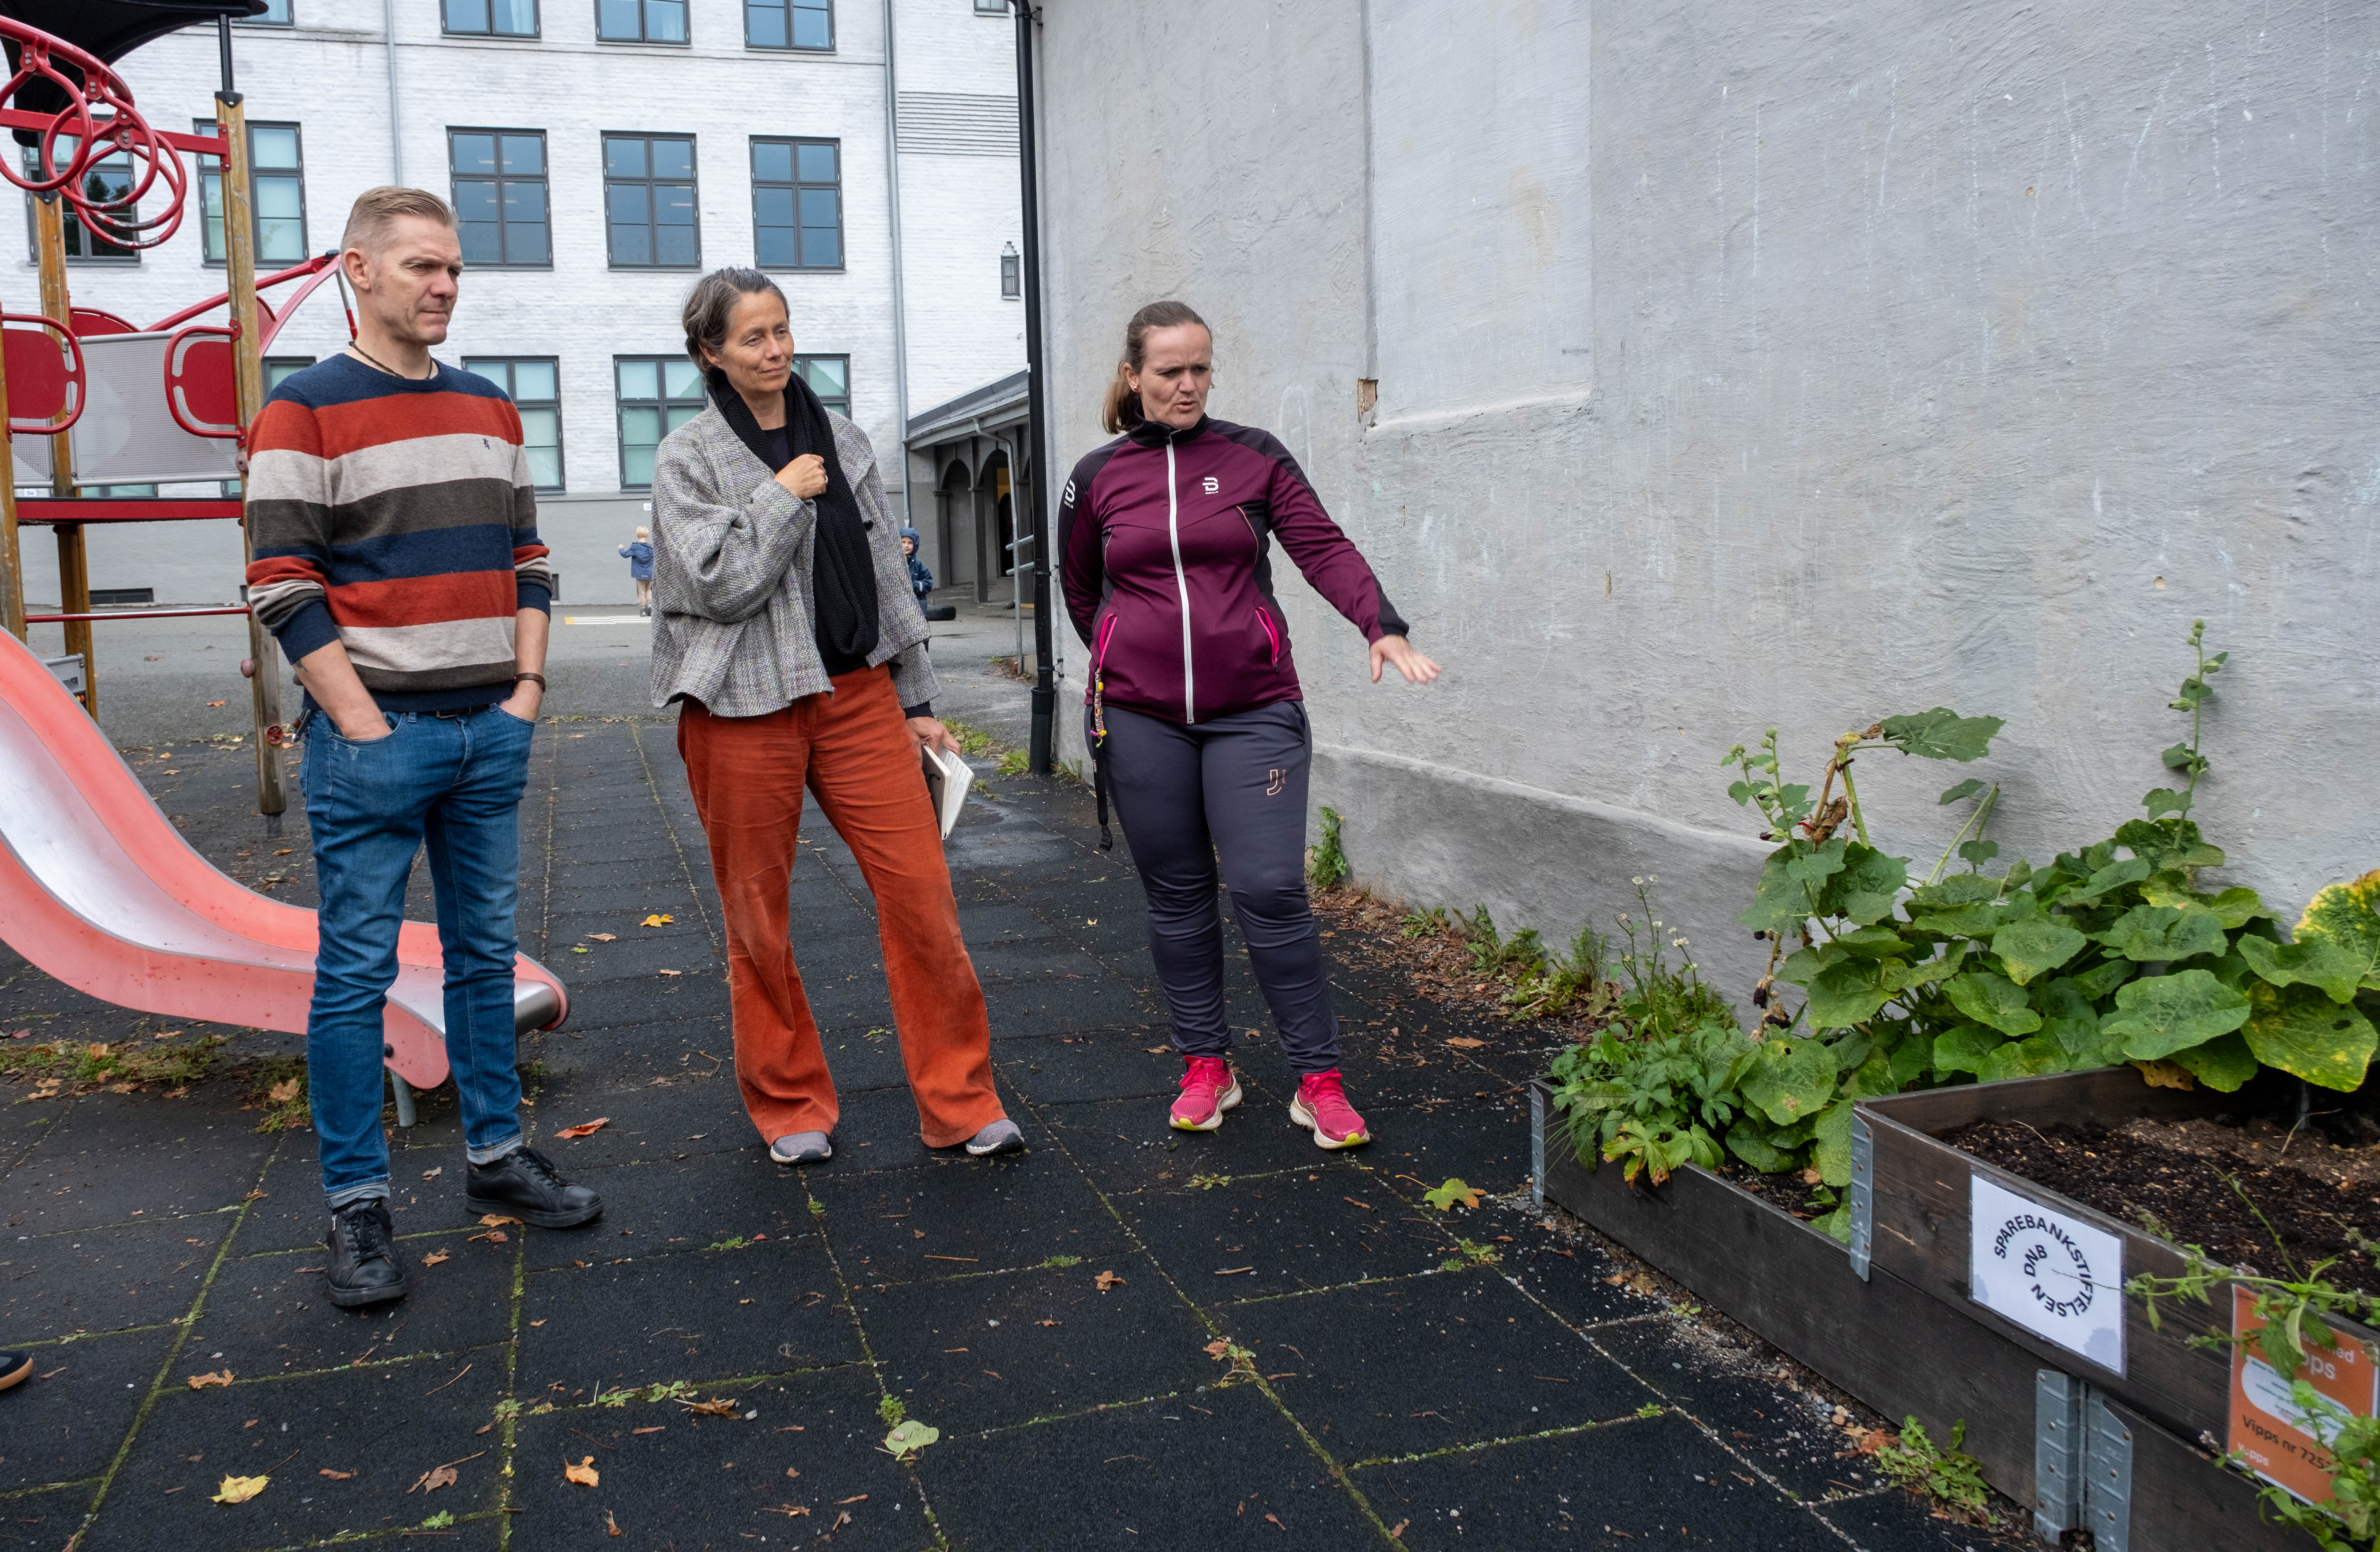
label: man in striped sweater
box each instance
[247,187,602,1309]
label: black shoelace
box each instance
[338,1202,392,1260]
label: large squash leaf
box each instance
[2098,903,2228,963]
[2293,869,2380,992]
[2169,1030,2259,1093]
[1739,1037,1838,1127]
[2234,936,2366,1005]
[2103,968,2251,1060]
[2038,978,2126,1068]
[1978,1036,2070,1083]
[1945,971,2043,1036]
[1877,709,2004,762]
[2241,980,2378,1092]
[1991,918,2087,986]
[1811,1099,1856,1188]
[1929,1023,2006,1077]
[1822,845,1909,926]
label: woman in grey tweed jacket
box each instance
[648,267,1021,1166]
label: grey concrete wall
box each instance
[1036,0,2380,1011]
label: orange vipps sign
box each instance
[2229,1284,2378,1505]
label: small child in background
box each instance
[619,527,655,616]
[902,527,934,602]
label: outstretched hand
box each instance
[1369,634,1441,686]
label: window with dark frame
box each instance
[751,139,840,270]
[793,355,848,416]
[595,0,687,43]
[237,0,293,24]
[602,134,698,268]
[21,142,138,263]
[463,358,565,491]
[444,0,539,37]
[746,0,831,50]
[614,356,705,489]
[450,130,550,266]
[974,0,1007,14]
[1000,243,1020,299]
[194,120,306,265]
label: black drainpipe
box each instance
[1012,0,1056,775]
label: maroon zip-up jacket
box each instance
[1058,415,1407,727]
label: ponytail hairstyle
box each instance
[1100,300,1210,434]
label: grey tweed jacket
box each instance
[647,399,939,718]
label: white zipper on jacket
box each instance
[1165,433,1195,723]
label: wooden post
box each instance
[32,193,92,715]
[217,95,287,824]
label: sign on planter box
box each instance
[1968,1176,2126,1373]
[2229,1284,2377,1507]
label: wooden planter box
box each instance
[1531,1079,2304,1551]
[1857,1068,2380,1452]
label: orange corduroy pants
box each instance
[676,666,1004,1149]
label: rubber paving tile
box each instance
[1814,1486,2017,1550]
[993,1031,1183,1105]
[0,1098,271,1237]
[1367,1095,1540,1202]
[796,1082,1054,1175]
[524,1072,749,1169]
[190,1239,513,1377]
[1229,1269,1647,1462]
[0,1214,230,1342]
[857,1254,1216,1435]
[508,1364,918,1551]
[981,973,1158,1038]
[1589,1314,1849,1500]
[1495,1230,1666,1331]
[917,1382,1379,1551]
[518,1152,814,1271]
[545,972,725,1031]
[552,930,713,984]
[811,1157,1123,1286]
[1036,1092,1346,1192]
[1353,1412,1842,1551]
[946,902,1065,943]
[84,1355,507,1551]
[240,1137,488,1257]
[1114,1173,1442,1304]
[517,1238,859,1390]
[811,1022,923,1093]
[0,1326,180,1490]
[0,1485,97,1551]
[963,937,1115,981]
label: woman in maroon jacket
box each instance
[1057,301,1440,1149]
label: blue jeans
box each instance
[302,706,536,1208]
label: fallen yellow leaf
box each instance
[211,1474,268,1504]
[1094,1270,1125,1292]
[640,914,674,927]
[657,968,683,977]
[186,1370,233,1390]
[679,1396,740,1417]
[422,1250,451,1267]
[585,932,618,942]
[477,1214,523,1228]
[1445,1036,1487,1050]
[607,1509,623,1537]
[553,1118,610,1139]
[319,1468,355,1480]
[564,1455,600,1488]
[267,1077,301,1104]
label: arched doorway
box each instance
[935,457,975,596]
[977,450,1015,605]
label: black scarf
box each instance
[712,372,880,674]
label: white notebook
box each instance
[922,744,974,839]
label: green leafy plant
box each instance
[877,1394,907,1426]
[2130,1201,2380,1549]
[1722,622,2376,1171]
[1874,1416,1992,1516]
[1505,921,1621,1021]
[1401,905,1451,939]
[1308,805,1349,890]
[1423,1177,1483,1211]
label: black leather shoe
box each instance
[324,1199,409,1309]
[466,1146,602,1229]
[0,1349,32,1391]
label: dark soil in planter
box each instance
[1711,1159,1843,1225]
[1947,1117,2380,1297]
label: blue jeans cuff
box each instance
[325,1180,390,1212]
[466,1135,523,1166]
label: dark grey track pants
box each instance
[1096,699,1339,1073]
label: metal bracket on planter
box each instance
[2033,1369,2086,1542]
[1847,1110,1874,1280]
[2082,1389,2135,1552]
[1529,1084,1546,1210]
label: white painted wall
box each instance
[1034,0,2380,1005]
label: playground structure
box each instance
[0,3,569,1099]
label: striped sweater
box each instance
[244,354,553,710]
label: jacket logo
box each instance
[1266,768,1285,796]
[1202,476,1220,495]
[1063,479,1076,505]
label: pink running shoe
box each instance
[1170,1056,1242,1131]
[1290,1071,1371,1150]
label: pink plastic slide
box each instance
[0,629,566,1089]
